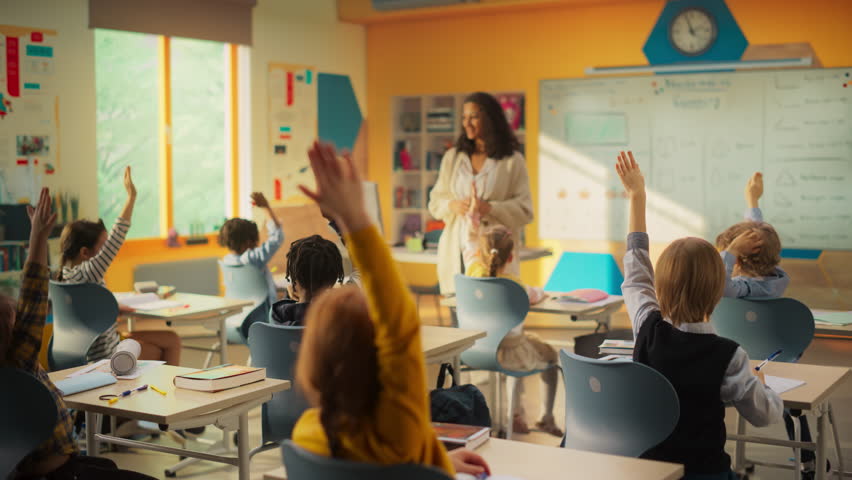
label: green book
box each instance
[812,311,852,326]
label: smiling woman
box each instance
[427,92,533,295]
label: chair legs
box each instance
[505,376,521,440]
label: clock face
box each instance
[669,8,718,56]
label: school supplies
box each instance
[100,384,149,404]
[811,310,852,326]
[67,359,166,380]
[173,364,266,392]
[765,376,806,395]
[755,349,783,371]
[150,385,168,396]
[554,288,609,304]
[54,372,117,396]
[598,339,635,356]
[432,422,491,450]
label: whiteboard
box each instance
[539,68,852,250]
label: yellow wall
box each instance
[365,0,852,307]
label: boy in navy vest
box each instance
[615,151,783,479]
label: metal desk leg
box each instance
[218,316,228,364]
[794,414,802,480]
[85,411,98,456]
[451,355,461,385]
[734,414,746,473]
[827,403,845,479]
[238,412,250,480]
[816,407,828,480]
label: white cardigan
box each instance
[428,148,534,294]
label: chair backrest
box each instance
[249,322,310,444]
[559,350,680,457]
[281,440,453,480]
[134,257,220,295]
[453,274,530,373]
[48,281,119,370]
[0,368,58,477]
[544,252,624,295]
[220,262,271,343]
[711,297,814,363]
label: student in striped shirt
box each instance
[57,167,181,365]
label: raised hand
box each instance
[27,187,57,240]
[615,151,645,197]
[728,230,763,257]
[299,141,369,233]
[250,192,270,209]
[745,172,763,209]
[124,166,137,199]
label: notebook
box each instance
[54,372,117,396]
[554,288,609,303]
[432,423,491,450]
[114,292,183,311]
[598,339,635,355]
[765,375,806,395]
[174,364,266,392]
[811,310,852,326]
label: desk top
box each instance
[262,438,682,480]
[392,246,552,265]
[815,322,852,337]
[442,292,624,316]
[48,365,290,425]
[421,325,486,361]
[124,293,253,320]
[753,361,851,410]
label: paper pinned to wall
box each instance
[267,63,316,200]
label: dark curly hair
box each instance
[286,235,344,302]
[455,92,520,160]
[218,218,259,254]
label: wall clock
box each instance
[669,7,718,56]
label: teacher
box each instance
[428,92,533,295]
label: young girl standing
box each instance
[57,167,181,365]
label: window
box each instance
[95,29,238,239]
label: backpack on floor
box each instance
[429,363,491,427]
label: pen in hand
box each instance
[755,349,783,371]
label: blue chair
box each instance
[711,297,814,363]
[0,368,58,478]
[454,274,544,438]
[711,297,820,478]
[247,322,310,458]
[544,252,624,296]
[559,350,680,457]
[48,281,120,371]
[281,440,453,480]
[219,262,271,344]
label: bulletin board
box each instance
[0,25,60,204]
[267,62,317,202]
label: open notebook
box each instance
[765,375,805,395]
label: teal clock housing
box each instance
[643,0,748,65]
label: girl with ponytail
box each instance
[463,185,562,437]
[292,141,489,477]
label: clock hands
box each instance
[684,12,696,36]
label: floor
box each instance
[101,300,852,479]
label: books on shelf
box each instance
[433,423,490,450]
[174,364,266,392]
[426,107,454,132]
[598,339,635,356]
[0,242,28,272]
[394,187,422,209]
[399,111,421,133]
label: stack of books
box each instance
[598,339,634,356]
[433,423,490,450]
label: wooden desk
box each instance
[442,293,625,332]
[262,438,683,480]
[121,293,254,365]
[50,364,289,480]
[731,361,851,480]
[421,325,486,383]
[392,246,552,265]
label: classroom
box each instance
[1,0,851,479]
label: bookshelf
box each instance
[391,91,525,244]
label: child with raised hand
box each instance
[219,191,284,307]
[270,234,344,326]
[715,172,789,298]
[58,166,181,365]
[291,141,490,477]
[616,151,782,479]
[2,188,156,480]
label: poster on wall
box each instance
[0,25,59,204]
[267,62,316,201]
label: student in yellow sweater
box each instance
[291,141,490,477]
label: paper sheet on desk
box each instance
[765,375,805,395]
[115,292,184,311]
[67,359,166,380]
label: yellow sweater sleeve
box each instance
[309,225,452,473]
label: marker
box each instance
[150,385,167,396]
[755,349,783,371]
[109,384,149,404]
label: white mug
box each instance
[110,339,141,376]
